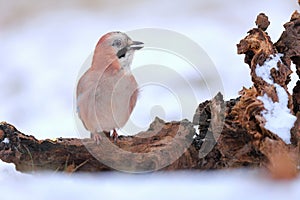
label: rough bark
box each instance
[0,119,198,172]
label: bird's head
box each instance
[96,31,144,71]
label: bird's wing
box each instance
[76,69,97,130]
[128,75,139,114]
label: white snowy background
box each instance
[0,0,299,200]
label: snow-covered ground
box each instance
[0,160,300,200]
[0,1,299,199]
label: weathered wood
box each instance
[0,93,265,173]
[0,118,198,172]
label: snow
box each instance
[0,161,25,181]
[255,54,281,84]
[2,138,9,144]
[255,54,297,143]
[0,160,300,200]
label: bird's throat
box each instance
[118,51,134,73]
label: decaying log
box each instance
[0,92,267,173]
[275,11,300,115]
[0,12,299,173]
[0,118,198,172]
[233,12,299,178]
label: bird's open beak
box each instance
[129,41,144,50]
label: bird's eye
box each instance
[113,39,122,47]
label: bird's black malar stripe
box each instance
[117,47,127,59]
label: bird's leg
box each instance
[91,133,102,145]
[112,129,118,143]
[103,131,111,138]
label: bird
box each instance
[76,31,144,144]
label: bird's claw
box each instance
[92,131,117,144]
[92,133,102,145]
[112,130,118,143]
